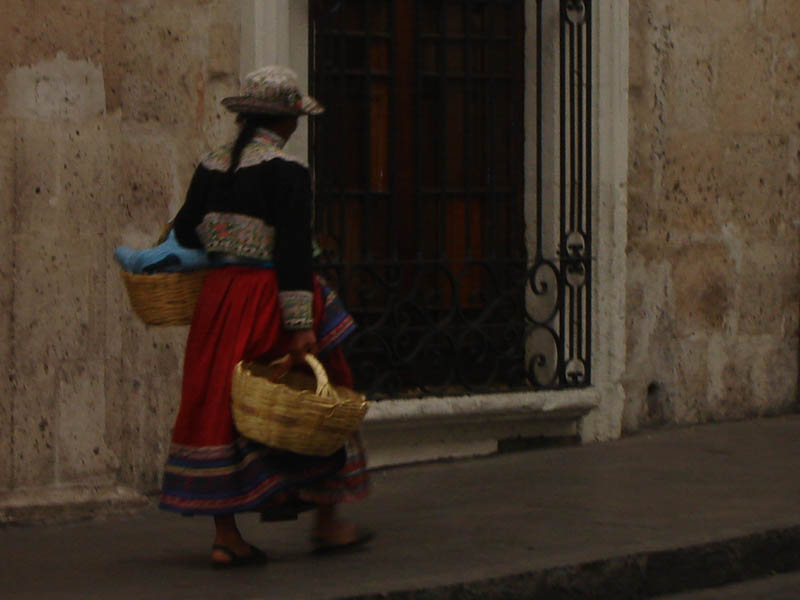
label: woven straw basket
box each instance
[119,222,208,326]
[120,269,208,326]
[232,354,368,456]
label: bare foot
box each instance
[312,506,372,550]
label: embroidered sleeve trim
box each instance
[195,212,275,260]
[278,290,314,330]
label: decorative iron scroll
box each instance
[311,0,591,398]
[524,0,592,390]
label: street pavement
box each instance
[656,572,800,599]
[1,415,800,599]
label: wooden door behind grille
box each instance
[310,0,526,398]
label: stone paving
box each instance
[1,415,799,599]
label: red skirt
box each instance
[159,267,368,515]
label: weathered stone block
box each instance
[62,116,123,237]
[0,118,14,490]
[774,37,800,135]
[56,361,119,485]
[663,0,752,35]
[117,124,178,237]
[107,4,207,126]
[720,135,796,240]
[116,324,184,490]
[12,366,57,488]
[623,253,678,431]
[100,3,126,115]
[703,334,787,421]
[627,105,658,219]
[714,357,756,420]
[13,120,72,236]
[102,239,130,479]
[626,190,652,244]
[736,240,800,336]
[750,335,799,412]
[208,20,239,78]
[673,243,734,336]
[657,132,725,235]
[663,27,715,132]
[200,76,240,158]
[673,336,709,423]
[631,0,668,28]
[0,0,106,68]
[763,0,800,38]
[0,1,30,69]
[12,232,104,378]
[627,22,650,93]
[16,116,119,237]
[4,52,105,121]
[715,29,774,133]
[624,334,709,430]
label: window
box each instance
[310,0,526,398]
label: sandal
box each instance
[211,544,268,569]
[311,528,375,554]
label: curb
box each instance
[0,486,151,527]
[338,525,800,600]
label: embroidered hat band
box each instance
[222,65,324,116]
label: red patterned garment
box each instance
[159,266,368,516]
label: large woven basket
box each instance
[120,269,208,326]
[231,354,368,456]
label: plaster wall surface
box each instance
[625,0,800,431]
[0,1,240,506]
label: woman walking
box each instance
[158,66,371,568]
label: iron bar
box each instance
[569,12,576,237]
[363,0,372,260]
[464,0,472,258]
[585,0,593,384]
[438,3,447,262]
[576,0,584,363]
[536,0,543,259]
[558,0,567,386]
[338,12,347,276]
[487,3,498,261]
[568,7,576,364]
[389,1,398,261]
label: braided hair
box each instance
[227,114,293,176]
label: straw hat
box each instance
[222,65,324,116]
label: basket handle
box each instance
[265,353,334,398]
[301,353,333,397]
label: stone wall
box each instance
[625,0,800,430]
[0,0,240,510]
[2,0,798,518]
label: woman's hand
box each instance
[287,329,318,365]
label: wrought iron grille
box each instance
[309,0,591,398]
[526,0,592,388]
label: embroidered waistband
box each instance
[196,212,275,260]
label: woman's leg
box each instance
[211,514,259,563]
[312,505,364,545]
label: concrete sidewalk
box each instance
[1,415,800,599]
